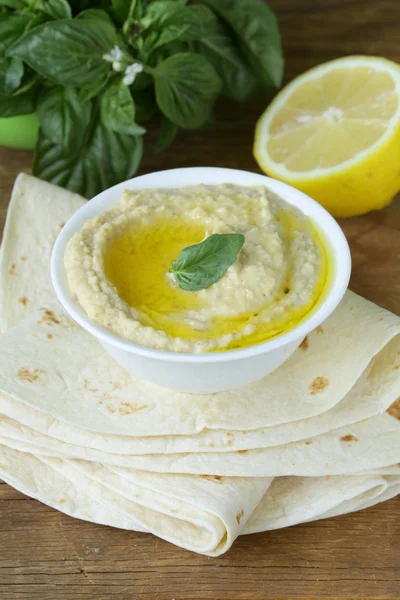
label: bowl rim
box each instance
[51,166,351,364]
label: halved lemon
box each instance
[254,56,400,217]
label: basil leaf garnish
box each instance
[170,233,245,291]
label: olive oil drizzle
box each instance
[102,215,329,351]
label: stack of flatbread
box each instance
[0,174,399,556]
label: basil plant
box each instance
[0,0,283,197]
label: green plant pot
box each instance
[0,113,39,150]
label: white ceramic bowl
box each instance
[51,167,351,393]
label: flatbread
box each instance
[0,295,398,439]
[0,173,84,332]
[0,174,398,556]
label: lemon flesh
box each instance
[254,56,400,217]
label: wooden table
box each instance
[1,1,399,598]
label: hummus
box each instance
[64,184,326,353]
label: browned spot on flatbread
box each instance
[38,308,61,326]
[310,376,329,395]
[20,255,27,261]
[340,434,359,443]
[58,498,66,504]
[59,222,65,230]
[120,401,148,414]
[299,336,309,350]
[17,367,45,383]
[111,381,122,390]
[236,508,244,525]
[226,432,233,437]
[226,439,233,446]
[201,475,223,483]
[102,399,148,416]
[47,334,53,340]
[316,325,324,333]
[305,440,313,445]
[387,398,400,421]
[84,379,98,392]
[209,443,215,448]
[18,297,28,306]
[237,449,248,454]
[8,263,16,275]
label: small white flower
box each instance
[112,61,123,72]
[103,45,123,63]
[123,74,134,85]
[122,62,144,86]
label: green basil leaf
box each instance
[0,56,23,94]
[118,0,143,31]
[199,20,258,101]
[111,0,132,23]
[141,0,187,28]
[151,5,213,49]
[0,87,36,116]
[203,0,283,87]
[76,9,113,22]
[130,70,152,90]
[68,0,109,12]
[190,4,217,24]
[133,87,157,122]
[33,122,143,198]
[78,75,110,102]
[152,52,221,128]
[0,0,24,8]
[139,3,209,57]
[171,233,245,291]
[133,34,155,63]
[0,13,34,55]
[151,23,192,50]
[7,18,119,87]
[101,80,145,135]
[37,86,91,151]
[24,12,47,33]
[35,0,72,20]
[154,115,177,153]
[149,41,188,66]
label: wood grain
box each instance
[0,1,400,598]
